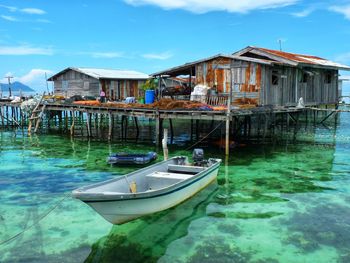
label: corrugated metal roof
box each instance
[75,67,149,80]
[240,47,350,70]
[151,54,274,76]
[48,67,149,81]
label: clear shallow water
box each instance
[0,111,350,262]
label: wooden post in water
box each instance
[6,106,8,127]
[190,119,194,142]
[195,120,199,142]
[162,128,168,161]
[108,112,113,141]
[134,117,139,141]
[0,106,4,127]
[64,111,68,131]
[70,110,75,136]
[124,116,128,141]
[225,70,234,156]
[225,115,230,156]
[121,115,125,141]
[155,110,160,148]
[86,112,91,138]
[169,119,174,144]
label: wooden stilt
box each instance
[0,106,4,126]
[121,115,125,141]
[155,115,160,148]
[64,111,68,131]
[124,117,128,141]
[6,106,8,127]
[169,119,174,144]
[162,128,169,160]
[108,112,113,140]
[86,112,91,138]
[248,116,251,138]
[190,119,194,142]
[70,111,75,136]
[134,117,139,141]
[225,114,230,156]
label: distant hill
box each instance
[0,81,34,92]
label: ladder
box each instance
[28,93,46,134]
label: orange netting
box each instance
[73,100,102,106]
[73,99,214,110]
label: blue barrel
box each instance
[145,90,155,104]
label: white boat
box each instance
[72,154,221,224]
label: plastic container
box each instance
[145,90,155,104]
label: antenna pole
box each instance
[5,76,14,97]
[279,39,282,51]
[45,72,50,94]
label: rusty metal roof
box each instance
[235,46,350,70]
[151,54,275,76]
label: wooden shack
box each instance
[152,47,350,107]
[48,67,149,100]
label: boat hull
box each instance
[85,166,219,224]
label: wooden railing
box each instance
[163,93,259,106]
[206,94,228,106]
[163,94,229,106]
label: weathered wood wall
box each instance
[262,67,338,106]
[52,70,146,100]
[195,58,263,104]
[52,69,100,97]
[194,58,339,107]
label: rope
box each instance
[185,121,224,151]
[0,192,70,246]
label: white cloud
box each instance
[335,52,350,65]
[36,18,51,23]
[291,8,314,17]
[340,75,350,81]
[142,51,173,60]
[19,69,52,84]
[1,69,53,92]
[330,5,350,20]
[124,0,298,13]
[20,8,46,15]
[0,45,53,56]
[0,5,17,12]
[20,69,53,92]
[1,15,19,21]
[90,52,124,58]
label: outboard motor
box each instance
[193,148,205,166]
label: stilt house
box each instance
[48,67,149,100]
[152,47,350,107]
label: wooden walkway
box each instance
[38,103,304,121]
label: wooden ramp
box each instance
[28,94,46,134]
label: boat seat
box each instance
[146,171,193,180]
[168,164,205,174]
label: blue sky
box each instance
[1,0,350,92]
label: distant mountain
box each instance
[0,81,34,92]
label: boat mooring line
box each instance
[0,192,71,246]
[185,121,224,151]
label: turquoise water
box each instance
[0,111,350,262]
